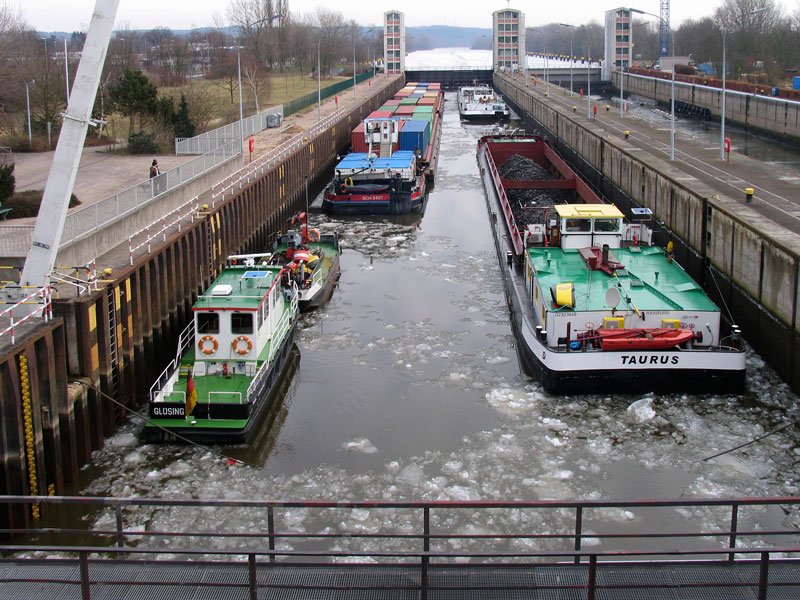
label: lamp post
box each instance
[317,35,324,121]
[237,50,244,158]
[558,24,575,95]
[630,8,675,160]
[64,37,70,103]
[587,46,592,118]
[353,34,357,101]
[25,79,35,145]
[720,8,767,160]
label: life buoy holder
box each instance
[308,228,320,243]
[232,335,253,355]
[198,335,218,355]
[344,177,354,187]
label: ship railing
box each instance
[1,495,800,597]
[149,322,195,402]
[208,391,243,404]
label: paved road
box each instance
[506,74,800,243]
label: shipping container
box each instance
[399,98,419,105]
[794,76,800,90]
[413,105,434,113]
[368,110,394,119]
[417,97,437,106]
[384,99,401,106]
[399,119,430,155]
[379,105,398,113]
[395,105,417,115]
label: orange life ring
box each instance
[232,335,253,355]
[198,335,218,355]
[308,228,320,243]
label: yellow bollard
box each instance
[572,106,577,112]
[624,131,630,139]
[744,187,754,203]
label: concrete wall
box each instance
[497,73,800,393]
[616,72,800,142]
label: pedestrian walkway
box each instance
[507,74,800,238]
[6,73,398,228]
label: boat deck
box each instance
[530,245,720,312]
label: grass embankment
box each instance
[4,190,80,218]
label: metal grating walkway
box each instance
[2,559,800,599]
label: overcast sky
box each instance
[26,0,741,33]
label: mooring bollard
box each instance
[624,130,630,139]
[745,187,754,203]
[572,106,577,112]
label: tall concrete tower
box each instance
[384,10,405,75]
[603,7,633,81]
[492,8,525,73]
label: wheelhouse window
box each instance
[232,312,254,334]
[564,218,591,232]
[594,218,621,232]
[197,312,219,334]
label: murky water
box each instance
[71,92,800,552]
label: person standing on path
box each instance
[150,159,164,194]
[149,159,159,179]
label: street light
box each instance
[630,8,675,160]
[557,24,576,95]
[24,79,35,145]
[720,8,767,160]
[64,37,70,103]
[317,35,324,121]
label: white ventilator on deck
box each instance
[18,0,120,300]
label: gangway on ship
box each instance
[2,494,800,598]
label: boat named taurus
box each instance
[478,135,746,394]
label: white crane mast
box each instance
[19,0,120,294]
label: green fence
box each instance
[284,71,376,117]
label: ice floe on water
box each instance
[343,438,378,454]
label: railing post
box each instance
[574,505,583,564]
[115,504,124,547]
[728,503,739,563]
[757,551,769,600]
[587,554,597,600]
[80,551,91,600]
[249,553,258,600]
[267,505,276,564]
[421,505,430,600]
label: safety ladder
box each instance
[106,289,121,415]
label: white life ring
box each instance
[232,335,253,355]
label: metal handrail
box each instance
[1,495,800,598]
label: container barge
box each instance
[322,82,443,215]
[478,134,746,394]
[457,86,510,120]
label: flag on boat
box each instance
[185,370,197,416]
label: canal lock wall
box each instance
[0,78,403,530]
[496,74,800,395]
[615,71,800,143]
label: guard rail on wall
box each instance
[123,108,347,266]
[0,225,33,256]
[206,108,346,208]
[127,196,200,265]
[59,140,239,248]
[0,286,53,344]
[175,104,285,156]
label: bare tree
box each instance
[240,53,270,112]
[228,0,282,67]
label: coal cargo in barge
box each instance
[478,135,746,394]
